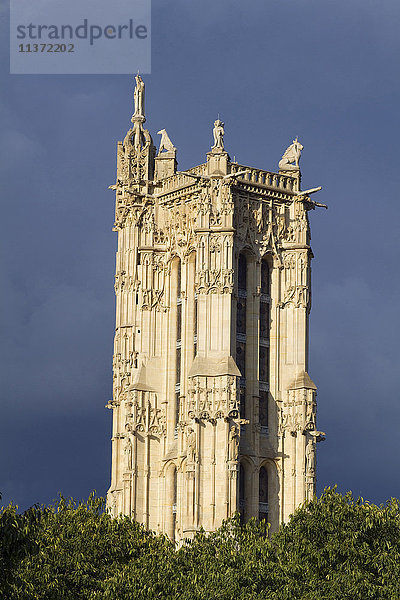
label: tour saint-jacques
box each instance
[106,76,326,542]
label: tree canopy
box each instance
[1,488,400,599]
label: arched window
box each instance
[172,466,177,516]
[259,346,269,384]
[236,343,246,382]
[177,259,181,297]
[238,254,247,292]
[259,466,269,522]
[259,391,268,429]
[237,254,247,418]
[261,260,270,295]
[259,260,270,434]
[189,252,197,358]
[194,292,198,356]
[236,298,246,335]
[175,259,182,434]
[239,463,245,520]
[171,466,178,540]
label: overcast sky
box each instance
[1,0,400,511]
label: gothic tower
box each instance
[107,77,325,541]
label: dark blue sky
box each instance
[1,0,400,510]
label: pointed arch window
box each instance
[237,254,247,418]
[239,463,245,522]
[172,466,177,515]
[259,260,270,434]
[259,390,269,429]
[259,466,269,522]
[194,292,198,357]
[238,254,247,292]
[170,465,177,542]
[175,259,182,436]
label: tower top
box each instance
[116,76,327,200]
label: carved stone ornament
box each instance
[279,251,310,309]
[234,196,284,261]
[140,252,168,312]
[196,234,234,294]
[187,375,239,421]
[279,389,317,436]
[162,201,196,259]
[124,391,166,438]
[278,138,303,172]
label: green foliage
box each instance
[0,494,173,600]
[1,488,400,599]
[272,487,400,599]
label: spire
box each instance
[117,75,156,185]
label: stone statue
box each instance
[157,129,175,154]
[279,411,289,435]
[229,425,239,461]
[124,438,132,470]
[306,399,315,428]
[279,138,303,171]
[305,438,315,476]
[133,74,145,118]
[212,119,224,150]
[187,428,197,463]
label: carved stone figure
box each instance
[124,438,132,470]
[279,138,303,171]
[305,438,315,476]
[212,119,224,150]
[229,425,239,461]
[157,129,175,154]
[280,411,289,433]
[133,74,145,118]
[187,428,197,463]
[306,399,315,428]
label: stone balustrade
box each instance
[230,163,297,191]
[156,161,297,196]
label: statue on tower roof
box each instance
[133,73,145,120]
[157,129,175,155]
[212,119,225,151]
[279,137,303,172]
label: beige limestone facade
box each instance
[106,77,325,541]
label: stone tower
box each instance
[107,77,325,541]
